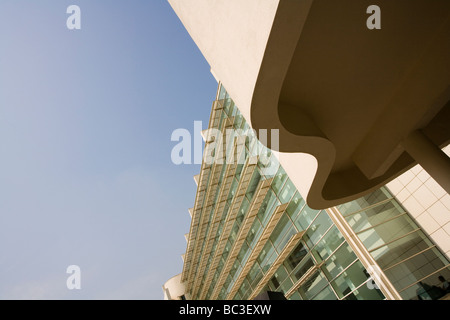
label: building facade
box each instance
[165,0,450,301]
[164,84,450,300]
[167,0,450,211]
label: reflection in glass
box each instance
[331,261,370,299]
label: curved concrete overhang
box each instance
[163,273,186,300]
[169,0,450,209]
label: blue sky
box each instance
[0,1,217,299]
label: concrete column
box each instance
[401,130,450,194]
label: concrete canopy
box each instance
[169,0,450,209]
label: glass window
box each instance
[260,249,278,274]
[247,264,261,287]
[285,243,308,273]
[237,241,250,264]
[270,216,295,252]
[250,269,264,290]
[248,133,261,159]
[321,243,358,280]
[229,223,239,242]
[293,206,320,232]
[344,281,385,300]
[288,291,302,300]
[228,178,238,201]
[269,276,280,291]
[298,271,328,300]
[292,255,315,282]
[371,231,435,269]
[279,179,295,204]
[279,277,294,294]
[234,114,244,130]
[276,227,297,253]
[238,278,250,299]
[331,261,371,299]
[256,190,280,225]
[271,167,287,195]
[245,170,261,201]
[358,214,418,252]
[218,85,227,100]
[399,267,450,300]
[230,260,240,279]
[384,247,450,295]
[304,211,333,248]
[246,218,262,249]
[269,266,289,291]
[231,102,237,117]
[236,197,250,227]
[222,240,232,261]
[311,226,345,263]
[337,188,391,216]
[235,163,244,181]
[345,200,405,233]
[286,191,305,221]
[312,285,338,300]
[257,242,275,266]
[257,149,279,179]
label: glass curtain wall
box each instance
[200,85,385,300]
[337,188,450,300]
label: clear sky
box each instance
[0,1,217,299]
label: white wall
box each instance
[386,145,450,259]
[162,273,186,300]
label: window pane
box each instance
[298,271,328,300]
[279,179,296,203]
[246,218,262,249]
[219,85,227,100]
[269,215,290,249]
[230,260,240,279]
[321,243,358,280]
[399,267,450,300]
[286,191,305,221]
[331,261,371,299]
[279,277,294,295]
[292,255,315,282]
[285,242,308,273]
[358,215,418,252]
[345,200,405,233]
[276,227,297,253]
[257,150,279,179]
[304,211,333,248]
[260,249,278,274]
[257,190,280,225]
[385,247,450,296]
[288,291,302,300]
[228,178,238,201]
[312,285,338,300]
[311,226,345,263]
[337,188,391,216]
[247,264,260,285]
[346,282,385,300]
[237,241,250,264]
[271,167,287,195]
[257,242,275,267]
[250,270,264,290]
[294,206,320,231]
[371,231,435,269]
[245,170,262,201]
[269,265,289,291]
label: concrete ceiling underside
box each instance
[169,0,450,209]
